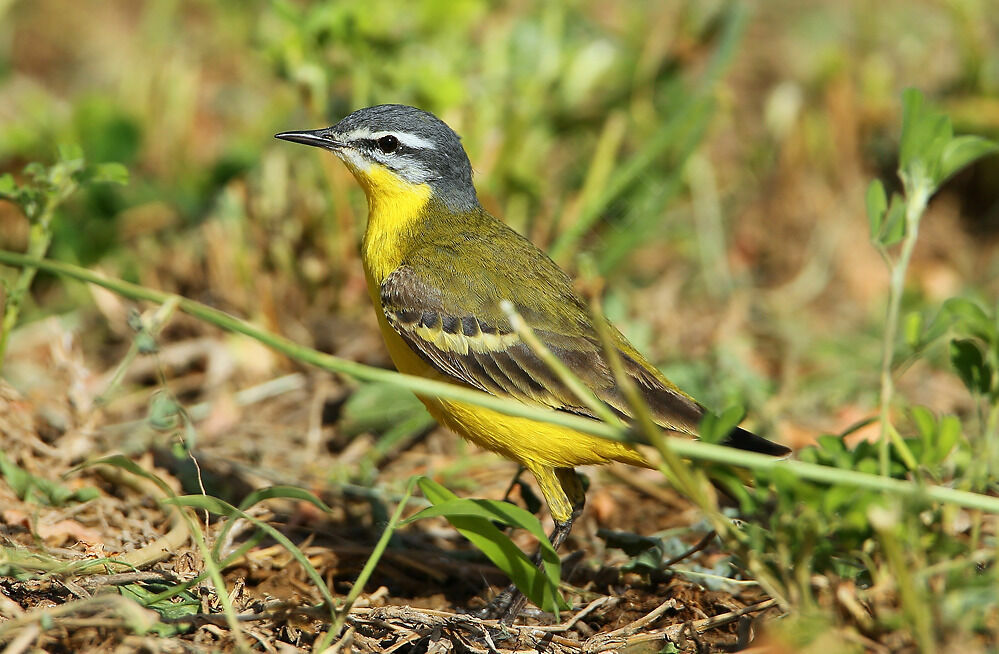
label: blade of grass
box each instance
[211,485,334,563]
[8,251,999,515]
[0,594,159,641]
[315,476,418,651]
[161,494,337,617]
[585,283,791,609]
[142,532,267,608]
[549,95,711,265]
[597,97,714,275]
[548,2,747,266]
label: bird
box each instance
[276,104,790,618]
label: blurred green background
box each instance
[1,0,998,445]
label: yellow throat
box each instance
[350,162,433,284]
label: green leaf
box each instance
[824,485,858,514]
[0,451,99,506]
[878,194,907,247]
[89,162,130,185]
[866,179,887,239]
[934,415,961,463]
[339,382,428,436]
[134,331,158,354]
[899,88,927,173]
[411,477,567,613]
[943,298,995,342]
[939,135,999,186]
[816,434,851,468]
[909,406,936,441]
[57,143,84,164]
[0,452,31,500]
[23,162,45,182]
[147,392,181,431]
[899,90,952,188]
[405,499,552,551]
[817,434,847,456]
[909,406,936,464]
[898,88,996,191]
[119,583,198,636]
[698,405,746,445]
[412,478,558,564]
[240,485,333,513]
[920,307,957,346]
[0,173,18,198]
[903,311,922,349]
[950,339,992,395]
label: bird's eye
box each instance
[377,135,399,154]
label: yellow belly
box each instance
[367,286,647,470]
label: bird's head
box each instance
[276,104,478,211]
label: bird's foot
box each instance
[474,584,531,624]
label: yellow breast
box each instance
[359,166,433,283]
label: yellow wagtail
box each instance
[277,104,789,611]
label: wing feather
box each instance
[379,251,789,456]
[380,264,689,421]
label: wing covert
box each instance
[378,263,709,434]
[380,265,582,410]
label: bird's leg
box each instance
[543,467,586,552]
[483,468,585,624]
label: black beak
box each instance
[274,128,343,150]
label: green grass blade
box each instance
[12,253,999,515]
[162,494,338,619]
[210,484,334,563]
[412,477,567,613]
[317,476,419,649]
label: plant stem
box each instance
[322,477,417,647]
[878,182,931,476]
[0,197,59,369]
[6,251,999,514]
[983,402,999,488]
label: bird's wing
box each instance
[379,256,707,434]
[380,216,791,458]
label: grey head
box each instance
[276,104,478,211]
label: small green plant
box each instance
[719,89,999,649]
[404,476,569,616]
[0,452,99,506]
[336,381,437,482]
[0,146,127,368]
[867,88,999,476]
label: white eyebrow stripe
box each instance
[371,131,436,150]
[339,127,437,150]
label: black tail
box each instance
[720,426,791,457]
